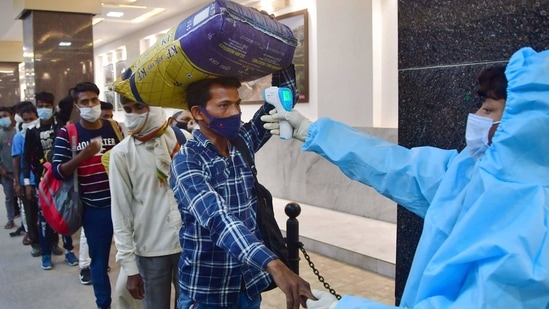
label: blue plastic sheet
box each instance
[302,47,549,308]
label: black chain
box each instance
[298,242,342,300]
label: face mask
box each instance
[79,104,102,122]
[21,119,40,132]
[465,113,499,160]
[200,107,241,140]
[0,117,12,128]
[14,114,23,124]
[37,107,53,121]
[175,121,188,131]
[124,112,149,134]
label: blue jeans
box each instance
[136,253,181,309]
[1,174,16,221]
[83,206,113,309]
[176,291,260,309]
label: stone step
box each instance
[273,197,396,278]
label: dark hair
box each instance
[56,95,74,124]
[69,82,100,103]
[35,91,55,104]
[13,101,34,114]
[476,65,507,101]
[0,106,14,115]
[172,110,183,119]
[100,101,114,110]
[186,77,241,109]
[20,104,38,117]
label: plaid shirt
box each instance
[169,66,297,306]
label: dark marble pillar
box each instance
[21,10,94,103]
[396,0,549,305]
[0,62,20,106]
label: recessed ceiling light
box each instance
[59,41,72,47]
[107,11,125,18]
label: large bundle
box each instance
[113,0,298,109]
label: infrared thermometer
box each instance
[263,87,294,140]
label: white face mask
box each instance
[124,112,149,134]
[465,113,499,160]
[21,118,40,136]
[79,104,102,122]
[14,114,23,124]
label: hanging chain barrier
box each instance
[284,202,341,300]
[298,242,342,300]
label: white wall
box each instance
[91,0,400,222]
[93,0,398,128]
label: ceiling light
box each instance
[107,11,125,18]
[59,41,72,47]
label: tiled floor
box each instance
[261,251,395,308]
[0,192,395,308]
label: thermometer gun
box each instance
[263,87,294,140]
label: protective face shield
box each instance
[465,113,500,160]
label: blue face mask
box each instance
[0,117,12,128]
[199,107,241,140]
[37,107,53,121]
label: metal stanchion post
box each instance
[285,202,301,274]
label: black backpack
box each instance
[232,137,290,291]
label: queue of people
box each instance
[2,46,549,309]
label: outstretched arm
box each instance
[266,259,316,309]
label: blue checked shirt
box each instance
[169,66,298,306]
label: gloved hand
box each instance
[261,108,311,142]
[306,289,339,309]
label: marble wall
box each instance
[397,0,549,304]
[22,11,94,103]
[256,127,399,224]
[0,62,20,106]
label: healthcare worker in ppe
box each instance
[262,47,549,309]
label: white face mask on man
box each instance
[78,104,102,122]
[465,113,500,160]
[124,112,149,134]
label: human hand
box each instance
[126,274,145,300]
[306,289,339,309]
[261,108,311,142]
[14,183,23,197]
[82,136,102,158]
[266,259,316,309]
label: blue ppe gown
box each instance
[302,47,549,308]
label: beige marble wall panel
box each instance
[22,10,94,103]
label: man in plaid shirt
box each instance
[169,64,315,309]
